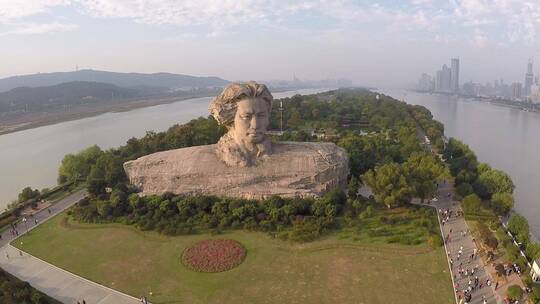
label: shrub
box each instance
[455,183,473,197]
[490,192,513,215]
[508,214,530,245]
[531,284,540,303]
[359,205,374,219]
[462,194,481,215]
[506,285,523,300]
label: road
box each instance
[0,189,143,304]
[0,190,86,247]
[430,181,501,304]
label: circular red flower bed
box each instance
[182,239,246,273]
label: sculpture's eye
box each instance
[257,113,267,118]
[241,114,251,120]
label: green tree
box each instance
[347,175,359,197]
[506,285,523,301]
[402,152,449,202]
[455,183,473,197]
[462,194,481,215]
[58,145,103,183]
[87,178,107,197]
[362,163,412,208]
[474,168,514,199]
[525,242,540,260]
[287,110,302,128]
[17,187,40,203]
[490,192,514,215]
[507,214,530,245]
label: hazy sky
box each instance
[1,0,540,87]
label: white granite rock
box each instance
[124,141,349,200]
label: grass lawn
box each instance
[14,212,454,304]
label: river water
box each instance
[382,89,540,236]
[0,88,329,210]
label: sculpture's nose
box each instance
[251,116,259,130]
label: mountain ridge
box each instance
[0,69,229,92]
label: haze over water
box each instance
[0,89,328,210]
[384,89,540,237]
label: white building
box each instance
[530,259,540,282]
[530,83,540,103]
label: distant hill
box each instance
[0,81,149,113]
[0,70,229,92]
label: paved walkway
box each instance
[430,182,501,304]
[0,190,143,304]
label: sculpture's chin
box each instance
[247,136,264,144]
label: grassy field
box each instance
[14,212,454,304]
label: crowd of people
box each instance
[438,205,495,304]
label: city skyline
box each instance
[1,1,540,87]
[418,57,540,100]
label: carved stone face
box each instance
[233,97,269,144]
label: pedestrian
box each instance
[19,250,22,257]
[83,300,86,304]
[47,208,51,214]
[34,219,38,225]
[5,252,9,260]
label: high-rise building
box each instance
[435,64,452,93]
[512,82,523,100]
[524,59,534,96]
[417,73,434,91]
[450,58,460,93]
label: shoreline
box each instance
[0,93,216,137]
[409,90,537,113]
[0,86,317,137]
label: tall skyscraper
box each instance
[450,58,460,93]
[524,59,534,96]
[512,82,523,100]
[435,64,452,92]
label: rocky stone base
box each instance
[124,141,349,200]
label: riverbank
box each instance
[0,86,322,136]
[0,93,216,136]
[410,90,536,113]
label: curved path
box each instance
[0,190,143,304]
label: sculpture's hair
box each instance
[209,81,273,126]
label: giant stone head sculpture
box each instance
[209,81,274,167]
